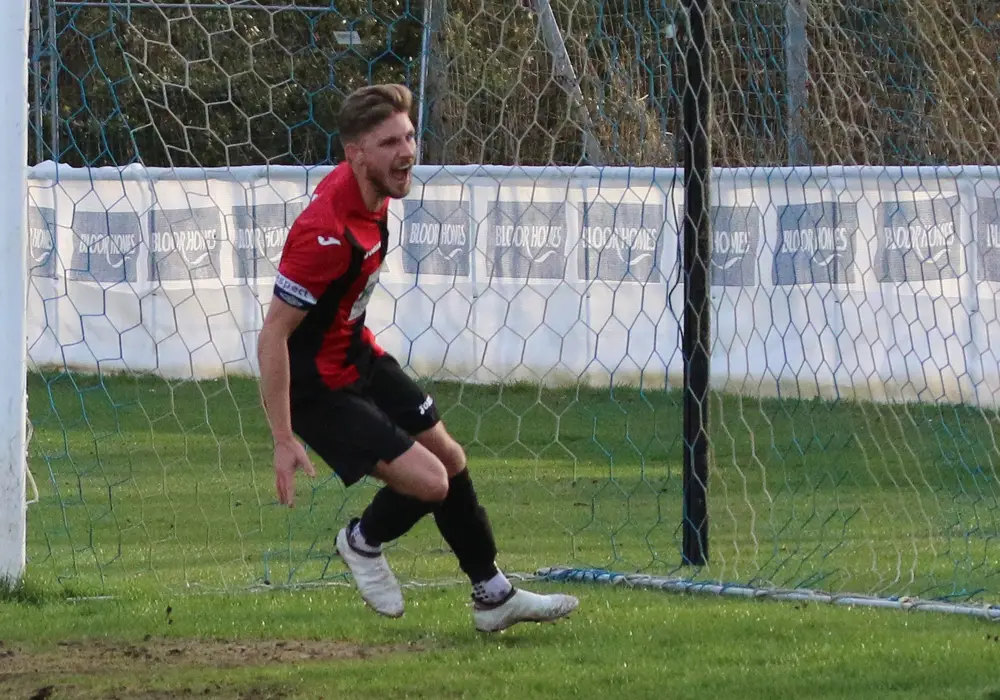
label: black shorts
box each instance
[290,354,440,487]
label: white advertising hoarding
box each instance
[23,162,1000,408]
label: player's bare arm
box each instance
[259,295,305,443]
[258,296,317,506]
[258,204,351,507]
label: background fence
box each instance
[29,0,1000,171]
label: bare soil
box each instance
[0,636,423,699]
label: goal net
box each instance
[6,0,1000,614]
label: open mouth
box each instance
[390,165,412,186]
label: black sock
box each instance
[357,486,434,547]
[433,469,499,583]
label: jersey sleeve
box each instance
[274,219,351,310]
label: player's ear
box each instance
[344,138,361,163]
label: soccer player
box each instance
[257,83,579,633]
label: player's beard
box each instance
[371,165,412,200]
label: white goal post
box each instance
[0,0,30,587]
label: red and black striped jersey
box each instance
[273,161,388,395]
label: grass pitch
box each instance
[3,370,1000,698]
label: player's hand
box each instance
[273,437,317,507]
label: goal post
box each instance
[0,0,30,587]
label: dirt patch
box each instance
[14,683,289,700]
[0,636,423,678]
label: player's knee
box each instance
[439,438,467,477]
[417,425,467,477]
[411,444,450,502]
[377,443,449,502]
[415,461,449,502]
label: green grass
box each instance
[5,368,1000,698]
[20,369,1000,600]
[3,579,1000,699]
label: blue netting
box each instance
[19,0,1000,613]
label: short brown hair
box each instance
[337,84,413,144]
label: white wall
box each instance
[23,162,1000,408]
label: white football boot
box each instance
[336,519,405,618]
[473,588,579,633]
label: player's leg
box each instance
[412,423,508,596]
[361,355,498,582]
[347,416,511,604]
[290,388,446,618]
[348,441,445,553]
[414,422,578,632]
[366,355,579,631]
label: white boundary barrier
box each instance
[21,161,1000,409]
